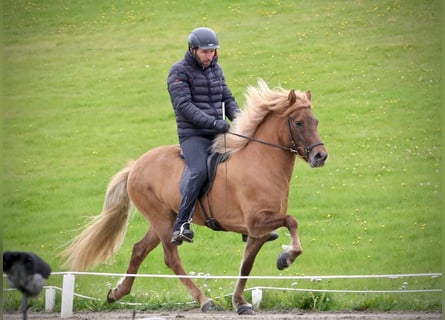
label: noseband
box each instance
[227,116,324,158]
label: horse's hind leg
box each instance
[277,214,303,270]
[107,226,160,302]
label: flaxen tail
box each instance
[61,161,135,271]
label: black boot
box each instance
[171,222,194,246]
[241,231,279,242]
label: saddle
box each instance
[179,150,230,231]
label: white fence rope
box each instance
[50,271,442,280]
[3,272,442,318]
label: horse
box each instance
[61,79,328,315]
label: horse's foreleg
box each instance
[277,214,303,270]
[232,236,267,315]
[162,243,216,312]
[107,227,160,302]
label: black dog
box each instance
[3,251,51,320]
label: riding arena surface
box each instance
[2,310,442,320]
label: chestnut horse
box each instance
[61,80,328,315]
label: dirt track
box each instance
[2,310,442,320]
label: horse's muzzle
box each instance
[309,148,328,168]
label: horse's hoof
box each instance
[201,300,217,313]
[106,289,116,303]
[237,305,255,315]
[277,252,289,270]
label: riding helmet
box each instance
[188,27,219,50]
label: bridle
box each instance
[227,116,324,159]
[287,116,325,159]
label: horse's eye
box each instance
[295,121,303,127]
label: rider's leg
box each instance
[171,136,212,245]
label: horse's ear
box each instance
[306,90,311,101]
[288,90,297,106]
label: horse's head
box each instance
[212,80,328,168]
[286,89,328,168]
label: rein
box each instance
[227,116,324,159]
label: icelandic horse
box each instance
[61,79,328,315]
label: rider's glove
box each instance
[213,120,230,133]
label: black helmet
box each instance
[188,27,219,50]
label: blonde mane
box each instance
[212,79,310,154]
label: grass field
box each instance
[2,0,442,314]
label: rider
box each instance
[167,27,240,245]
[167,27,278,245]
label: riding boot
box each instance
[171,194,197,246]
[171,221,194,245]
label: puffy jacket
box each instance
[167,51,240,140]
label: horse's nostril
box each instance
[315,152,328,162]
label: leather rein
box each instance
[227,116,324,159]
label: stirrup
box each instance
[171,223,194,246]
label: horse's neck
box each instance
[237,122,297,183]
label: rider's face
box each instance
[194,48,216,68]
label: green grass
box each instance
[2,0,442,314]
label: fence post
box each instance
[251,287,263,308]
[45,286,56,312]
[61,274,75,318]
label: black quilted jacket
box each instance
[167,51,240,140]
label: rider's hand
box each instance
[213,120,230,133]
